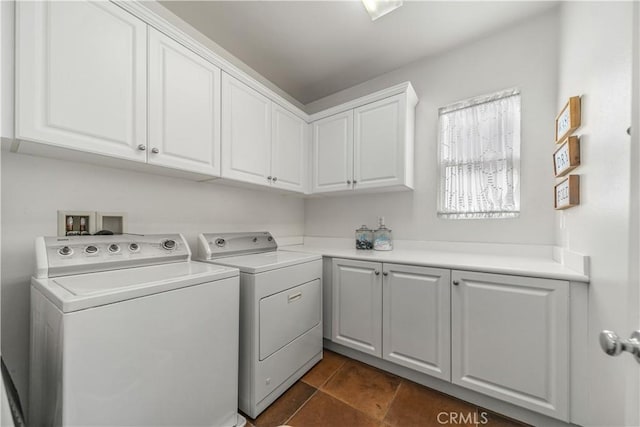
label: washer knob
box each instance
[162,239,177,250]
[58,246,73,256]
[129,243,140,252]
[108,244,120,253]
[85,245,98,254]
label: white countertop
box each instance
[281,240,589,283]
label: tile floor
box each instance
[243,350,530,427]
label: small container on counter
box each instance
[355,225,374,250]
[374,217,393,251]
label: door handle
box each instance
[288,292,302,303]
[599,330,640,363]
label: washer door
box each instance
[259,279,321,360]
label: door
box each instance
[16,1,147,161]
[332,258,382,356]
[353,94,406,190]
[148,28,221,176]
[221,73,271,186]
[451,270,569,421]
[271,104,308,192]
[382,264,450,380]
[312,111,354,193]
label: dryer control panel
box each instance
[197,232,277,260]
[35,234,190,278]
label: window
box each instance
[437,88,521,219]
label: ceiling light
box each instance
[362,0,403,21]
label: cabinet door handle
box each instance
[272,177,277,182]
[267,176,272,181]
[353,180,358,184]
[151,147,159,154]
[347,180,351,185]
[375,270,380,276]
[383,272,388,276]
[137,144,146,151]
[452,280,460,286]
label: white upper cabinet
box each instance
[222,73,309,193]
[310,84,417,194]
[271,105,308,192]
[312,111,354,193]
[354,94,409,190]
[221,73,272,186]
[148,28,221,177]
[16,1,147,161]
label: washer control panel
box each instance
[36,234,190,278]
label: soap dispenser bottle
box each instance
[373,217,393,251]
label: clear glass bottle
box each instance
[374,217,393,251]
[355,225,374,250]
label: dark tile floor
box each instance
[243,350,530,427]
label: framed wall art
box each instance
[555,96,581,143]
[554,175,580,210]
[553,136,581,177]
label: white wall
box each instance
[304,9,559,246]
[555,2,635,426]
[0,151,304,408]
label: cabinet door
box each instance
[451,271,569,421]
[332,258,382,356]
[271,104,308,192]
[382,264,450,380]
[148,28,221,176]
[221,73,271,185]
[353,94,406,190]
[312,111,354,193]
[16,1,147,161]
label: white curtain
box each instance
[437,88,521,219]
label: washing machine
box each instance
[196,232,322,418]
[30,233,244,427]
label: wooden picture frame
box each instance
[554,175,580,210]
[553,136,581,177]
[555,96,581,143]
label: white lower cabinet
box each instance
[329,258,573,422]
[451,270,569,421]
[382,264,451,380]
[332,258,450,378]
[332,258,382,356]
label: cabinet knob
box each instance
[375,270,380,275]
[151,147,159,154]
[347,180,351,185]
[272,177,277,182]
[383,272,388,276]
[353,180,358,184]
[453,280,460,286]
[137,144,146,151]
[267,176,272,181]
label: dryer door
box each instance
[259,279,321,360]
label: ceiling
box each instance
[159,1,558,105]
